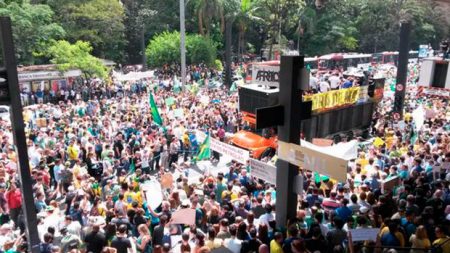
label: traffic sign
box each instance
[396,84,404,91]
[393,112,401,120]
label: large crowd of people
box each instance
[0,62,449,253]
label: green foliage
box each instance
[186,34,217,66]
[0,1,65,65]
[146,31,217,68]
[298,0,447,55]
[47,40,108,79]
[48,0,125,62]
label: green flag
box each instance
[129,159,136,173]
[314,172,321,184]
[196,134,211,161]
[149,93,163,126]
[314,172,330,184]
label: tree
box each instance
[235,0,263,58]
[193,0,225,36]
[46,40,108,80]
[48,0,125,62]
[256,0,305,59]
[0,1,65,65]
[146,31,217,68]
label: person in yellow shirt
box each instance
[67,139,79,162]
[270,232,284,253]
[432,226,450,253]
[123,184,143,208]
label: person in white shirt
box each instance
[319,80,330,93]
[224,224,242,253]
[65,215,82,239]
[309,74,318,91]
[258,204,275,228]
[328,73,340,90]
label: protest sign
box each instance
[349,228,379,242]
[249,158,276,185]
[142,181,163,210]
[169,208,196,225]
[173,108,184,118]
[312,138,333,147]
[197,130,250,164]
[165,97,175,107]
[210,138,250,164]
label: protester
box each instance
[0,61,448,253]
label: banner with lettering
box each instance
[249,158,277,185]
[278,141,348,182]
[303,87,360,111]
[196,130,250,164]
[251,65,280,87]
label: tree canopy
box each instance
[46,40,108,79]
[146,31,217,68]
[48,0,125,62]
[0,0,65,65]
[1,0,449,67]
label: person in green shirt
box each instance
[214,174,227,204]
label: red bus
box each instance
[318,53,372,71]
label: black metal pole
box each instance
[393,22,411,117]
[275,56,304,227]
[224,17,233,88]
[0,17,40,253]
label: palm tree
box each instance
[195,0,225,36]
[235,0,263,59]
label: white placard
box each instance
[210,138,250,165]
[142,181,163,210]
[249,158,277,185]
[349,228,379,242]
[197,130,250,164]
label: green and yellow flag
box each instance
[149,93,163,126]
[196,134,211,161]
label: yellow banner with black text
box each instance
[303,87,360,111]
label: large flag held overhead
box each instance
[149,93,163,126]
[196,134,211,161]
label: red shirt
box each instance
[5,189,22,209]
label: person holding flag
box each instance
[192,132,211,164]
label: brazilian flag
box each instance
[195,134,211,161]
[149,93,163,126]
[314,172,330,184]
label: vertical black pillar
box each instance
[275,56,303,227]
[224,18,233,88]
[0,17,40,253]
[393,22,411,117]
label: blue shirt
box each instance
[342,81,353,88]
[335,206,352,221]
